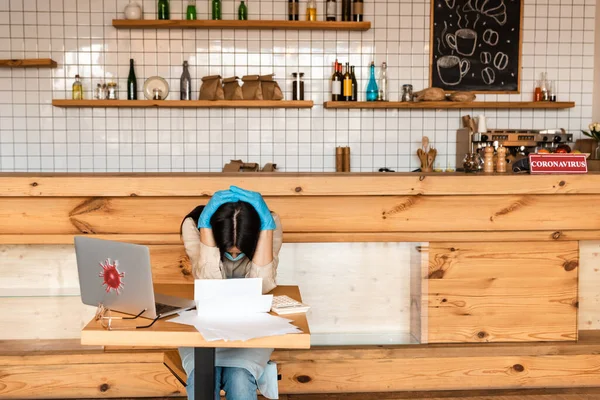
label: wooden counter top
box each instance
[0,173,600,196]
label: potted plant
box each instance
[582,123,600,159]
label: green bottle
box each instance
[157,0,169,19]
[238,1,247,20]
[127,59,137,100]
[212,0,222,20]
[186,0,197,20]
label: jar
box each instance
[124,1,142,20]
[292,72,304,101]
[401,84,413,102]
[106,82,118,100]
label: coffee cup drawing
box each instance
[446,29,478,56]
[437,55,470,86]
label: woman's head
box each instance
[210,201,261,262]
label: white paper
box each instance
[169,279,302,342]
[194,278,273,316]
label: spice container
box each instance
[106,82,118,100]
[292,72,304,101]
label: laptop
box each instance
[75,236,195,320]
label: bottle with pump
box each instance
[72,74,83,100]
[180,61,192,100]
[127,59,137,100]
[366,62,379,101]
[306,0,317,21]
[326,0,337,21]
[378,62,388,101]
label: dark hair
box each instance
[211,201,261,261]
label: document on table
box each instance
[168,278,301,341]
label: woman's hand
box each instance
[230,186,276,230]
[198,190,238,229]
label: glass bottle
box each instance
[288,0,299,20]
[212,0,222,20]
[72,74,83,100]
[157,0,169,19]
[180,61,192,100]
[127,59,137,100]
[540,72,549,101]
[343,62,352,102]
[352,0,363,21]
[341,0,351,21]
[326,0,336,21]
[186,0,196,20]
[331,60,342,101]
[534,81,542,102]
[350,65,358,101]
[306,0,317,21]
[366,62,378,102]
[292,72,305,100]
[378,61,388,101]
[94,83,102,99]
[238,0,247,20]
[548,80,556,102]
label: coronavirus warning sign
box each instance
[529,154,588,174]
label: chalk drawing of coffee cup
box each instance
[437,55,470,86]
[446,29,478,56]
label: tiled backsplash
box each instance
[0,0,594,172]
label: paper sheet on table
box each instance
[169,309,301,342]
[194,278,273,316]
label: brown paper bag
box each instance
[260,74,283,100]
[241,75,263,100]
[199,75,225,100]
[222,76,243,100]
[223,159,260,172]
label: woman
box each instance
[179,186,283,400]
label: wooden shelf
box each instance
[0,58,57,68]
[324,101,576,109]
[112,19,370,31]
[51,99,314,109]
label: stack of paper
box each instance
[168,278,301,342]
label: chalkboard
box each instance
[430,0,523,93]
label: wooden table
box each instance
[81,285,310,400]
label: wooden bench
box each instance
[2,173,600,399]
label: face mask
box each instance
[224,252,245,262]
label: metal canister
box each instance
[107,82,118,100]
[401,84,413,102]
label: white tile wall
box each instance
[0,0,595,172]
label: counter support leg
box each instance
[194,347,215,400]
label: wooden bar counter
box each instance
[1,172,600,398]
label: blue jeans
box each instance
[186,366,258,400]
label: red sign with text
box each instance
[529,154,588,174]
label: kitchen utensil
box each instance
[477,115,487,133]
[143,76,169,100]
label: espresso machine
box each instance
[455,128,574,171]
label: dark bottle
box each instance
[350,65,358,101]
[331,60,342,101]
[288,0,299,20]
[352,0,363,21]
[157,0,170,20]
[212,0,222,20]
[238,0,247,20]
[343,63,352,101]
[326,0,337,21]
[127,59,137,100]
[341,0,351,21]
[180,61,192,100]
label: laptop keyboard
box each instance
[155,302,181,316]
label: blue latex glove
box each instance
[230,186,276,230]
[198,190,238,229]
